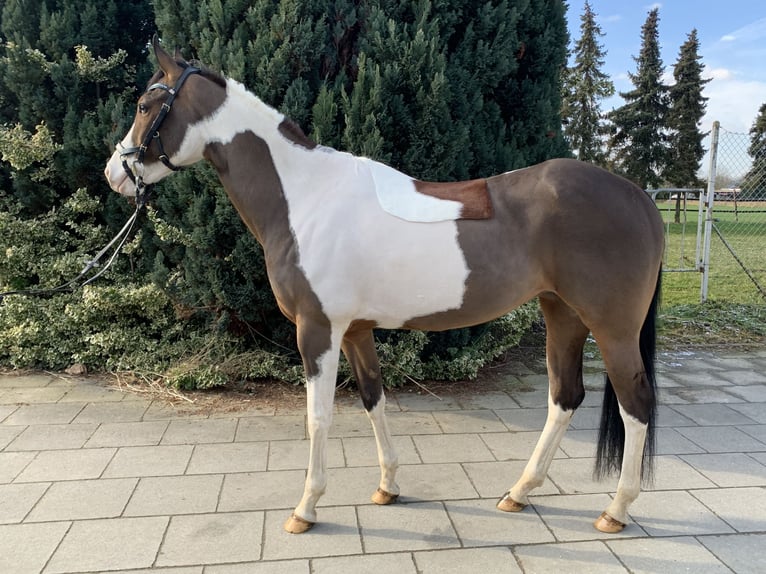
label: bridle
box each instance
[0,64,201,302]
[117,64,200,204]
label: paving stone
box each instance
[670,404,756,426]
[707,356,763,371]
[103,445,193,478]
[313,552,417,574]
[691,487,766,532]
[445,498,554,546]
[0,425,24,450]
[718,369,766,385]
[398,462,479,502]
[186,441,269,474]
[0,451,36,483]
[0,521,69,574]
[206,562,308,574]
[530,493,645,541]
[262,506,361,560]
[462,460,559,498]
[676,425,766,453]
[3,402,86,425]
[156,511,264,566]
[342,435,421,466]
[395,392,461,411]
[6,422,98,451]
[15,448,116,482]
[117,568,203,574]
[668,388,744,404]
[629,490,735,537]
[655,428,707,455]
[142,403,210,420]
[413,547,522,574]
[738,424,766,444]
[656,405,698,427]
[0,404,18,423]
[515,540,627,573]
[0,387,67,404]
[59,382,125,402]
[681,453,766,487]
[85,420,170,448]
[664,371,732,387]
[607,536,730,574]
[124,474,223,516]
[268,438,345,470]
[319,466,381,506]
[569,407,602,430]
[45,516,168,573]
[698,533,766,574]
[0,482,49,523]
[358,501,459,553]
[161,418,238,445]
[0,374,55,388]
[328,412,374,438]
[27,478,137,522]
[236,415,306,441]
[494,408,547,432]
[456,391,519,410]
[73,400,151,423]
[432,409,507,434]
[509,388,549,408]
[725,384,766,402]
[218,470,305,512]
[481,430,566,462]
[387,411,442,435]
[558,429,597,458]
[413,433,494,463]
[729,402,766,423]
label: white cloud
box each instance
[704,78,766,134]
[707,67,732,81]
[720,34,737,42]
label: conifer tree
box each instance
[741,102,766,200]
[561,0,614,165]
[608,8,668,189]
[665,29,709,189]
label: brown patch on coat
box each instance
[278,119,317,150]
[414,179,493,220]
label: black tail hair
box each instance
[594,270,661,484]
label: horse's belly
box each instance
[296,215,470,329]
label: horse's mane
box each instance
[182,59,227,88]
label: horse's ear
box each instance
[152,33,182,79]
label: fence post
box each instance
[700,121,720,302]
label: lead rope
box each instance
[0,187,151,303]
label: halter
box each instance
[117,64,200,202]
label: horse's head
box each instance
[104,36,226,197]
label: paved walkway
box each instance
[1,348,765,573]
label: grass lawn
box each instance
[654,198,765,347]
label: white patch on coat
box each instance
[175,79,471,328]
[365,160,462,222]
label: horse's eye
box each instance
[138,103,148,115]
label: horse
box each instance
[105,38,664,535]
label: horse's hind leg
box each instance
[592,336,655,533]
[498,293,590,511]
[341,328,400,504]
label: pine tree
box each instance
[561,0,614,165]
[741,102,766,200]
[665,29,710,188]
[608,8,669,189]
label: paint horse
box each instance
[105,39,664,535]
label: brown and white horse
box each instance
[105,39,664,535]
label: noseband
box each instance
[117,65,200,201]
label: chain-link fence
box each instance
[702,123,766,303]
[650,122,766,305]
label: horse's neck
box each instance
[202,79,337,253]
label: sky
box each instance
[565,1,766,135]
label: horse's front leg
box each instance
[341,328,399,505]
[284,318,345,534]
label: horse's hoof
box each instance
[496,493,526,512]
[593,511,626,533]
[371,487,399,505]
[284,513,315,534]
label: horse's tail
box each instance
[594,270,661,483]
